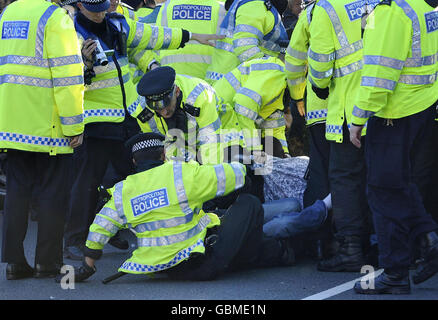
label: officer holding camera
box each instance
[64,0,223,261]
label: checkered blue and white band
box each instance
[132,139,164,152]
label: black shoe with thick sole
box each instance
[412,231,438,284]
[34,264,62,278]
[317,236,365,272]
[6,263,34,280]
[354,272,411,295]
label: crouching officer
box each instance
[132,66,224,165]
[56,132,295,283]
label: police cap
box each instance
[79,0,110,12]
[125,132,165,156]
[137,66,176,110]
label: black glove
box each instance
[312,84,330,100]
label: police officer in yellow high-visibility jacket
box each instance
[205,0,289,84]
[349,0,438,294]
[133,67,224,165]
[155,0,225,79]
[308,0,380,273]
[285,0,330,209]
[122,0,159,84]
[64,0,222,260]
[59,133,295,282]
[0,0,85,279]
[214,56,289,157]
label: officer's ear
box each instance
[175,86,181,97]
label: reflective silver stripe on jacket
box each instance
[35,5,58,58]
[99,207,126,226]
[87,232,110,245]
[161,28,173,49]
[333,60,363,78]
[237,87,262,106]
[394,0,421,59]
[113,181,127,224]
[399,73,438,85]
[287,46,307,60]
[0,74,83,88]
[317,0,349,48]
[146,26,160,49]
[234,103,259,120]
[238,46,261,62]
[60,114,84,125]
[86,73,130,91]
[160,54,211,65]
[229,162,245,189]
[173,161,193,215]
[288,77,306,86]
[137,214,211,247]
[309,65,333,79]
[130,22,145,48]
[234,24,264,40]
[250,63,284,72]
[352,105,375,119]
[94,215,119,235]
[133,212,195,233]
[216,40,234,53]
[225,72,241,91]
[186,82,212,105]
[214,164,226,197]
[363,55,404,70]
[361,76,397,90]
[199,118,222,137]
[233,37,259,48]
[285,61,306,73]
[0,54,82,68]
[334,40,362,59]
[308,48,335,62]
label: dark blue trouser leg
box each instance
[365,106,438,270]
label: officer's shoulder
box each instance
[106,12,126,21]
[378,0,392,6]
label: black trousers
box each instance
[365,107,438,270]
[413,120,438,223]
[1,150,72,265]
[329,123,370,240]
[64,138,134,247]
[303,122,331,208]
[166,194,284,281]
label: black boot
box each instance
[317,236,365,272]
[354,269,410,295]
[412,231,438,284]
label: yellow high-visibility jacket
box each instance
[352,0,438,125]
[86,160,246,274]
[0,0,84,155]
[285,1,328,126]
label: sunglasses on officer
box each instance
[145,85,176,111]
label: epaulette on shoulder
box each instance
[106,12,125,20]
[379,0,392,6]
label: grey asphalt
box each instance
[1,214,437,301]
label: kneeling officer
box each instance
[57,132,294,282]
